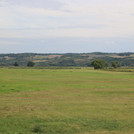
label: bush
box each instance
[111,61,121,68]
[27,61,35,67]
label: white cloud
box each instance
[0,0,134,39]
[0,0,66,10]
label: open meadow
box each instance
[0,68,134,134]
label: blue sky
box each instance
[0,0,134,53]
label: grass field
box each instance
[0,68,134,134]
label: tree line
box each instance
[13,59,121,69]
[91,59,121,69]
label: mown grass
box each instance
[0,68,134,134]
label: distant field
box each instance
[0,68,134,134]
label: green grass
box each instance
[0,68,134,134]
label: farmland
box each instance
[0,68,134,134]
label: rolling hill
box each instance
[0,52,134,67]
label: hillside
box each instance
[0,52,134,67]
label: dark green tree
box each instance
[91,59,106,69]
[13,62,19,66]
[27,61,35,67]
[111,61,121,68]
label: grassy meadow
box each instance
[0,68,134,134]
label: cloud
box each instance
[0,0,66,10]
[58,24,108,29]
[0,0,134,39]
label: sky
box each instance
[0,0,134,53]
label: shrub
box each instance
[27,61,35,67]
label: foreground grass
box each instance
[0,68,134,134]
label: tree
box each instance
[27,61,35,67]
[91,59,106,69]
[13,62,19,66]
[111,61,121,68]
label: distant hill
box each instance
[0,52,134,67]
